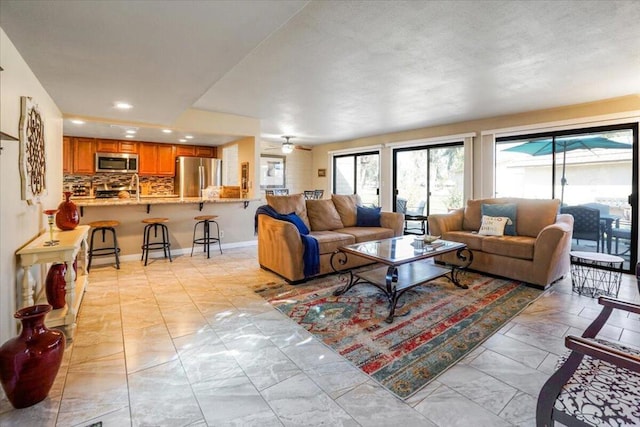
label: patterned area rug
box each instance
[254,268,543,399]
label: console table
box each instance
[16,225,89,340]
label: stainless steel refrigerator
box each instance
[174,157,222,197]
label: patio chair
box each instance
[536,296,640,427]
[611,217,632,256]
[560,205,601,252]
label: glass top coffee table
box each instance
[330,235,473,323]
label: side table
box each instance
[570,251,624,298]
[16,225,89,340]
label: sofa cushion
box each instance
[515,198,560,237]
[306,199,344,231]
[482,203,517,236]
[441,230,485,251]
[336,226,395,243]
[481,235,535,260]
[331,194,361,227]
[309,230,355,254]
[266,193,311,229]
[356,206,381,227]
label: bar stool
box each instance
[141,217,172,266]
[191,215,222,258]
[87,220,120,271]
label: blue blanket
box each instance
[255,205,320,278]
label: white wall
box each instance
[0,27,63,343]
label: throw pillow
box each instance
[283,212,309,235]
[356,206,382,227]
[306,199,344,231]
[482,203,517,236]
[478,215,511,236]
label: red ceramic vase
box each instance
[55,191,79,231]
[45,263,66,309]
[0,305,65,408]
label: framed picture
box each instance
[260,155,286,188]
[317,168,326,177]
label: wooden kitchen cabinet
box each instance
[195,146,216,157]
[139,142,175,176]
[63,136,73,173]
[73,137,95,174]
[96,138,138,154]
[95,139,118,153]
[175,145,196,157]
[157,144,175,175]
[118,140,138,153]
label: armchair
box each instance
[536,296,640,426]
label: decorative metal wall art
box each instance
[19,96,47,205]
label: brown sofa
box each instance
[428,198,574,288]
[257,193,404,283]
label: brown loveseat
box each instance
[428,198,574,288]
[257,193,404,283]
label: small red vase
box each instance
[45,263,66,309]
[55,191,79,231]
[0,305,65,408]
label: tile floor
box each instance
[1,246,639,426]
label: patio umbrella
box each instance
[502,136,631,203]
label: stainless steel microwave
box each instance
[95,152,138,173]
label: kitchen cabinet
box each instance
[195,146,216,157]
[118,140,138,154]
[139,142,175,176]
[95,139,118,153]
[63,137,72,173]
[175,145,196,157]
[157,144,175,175]
[175,145,216,158]
[73,137,95,174]
[96,138,138,154]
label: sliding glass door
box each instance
[495,123,637,272]
[393,142,464,233]
[333,151,380,206]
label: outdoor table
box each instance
[570,251,624,298]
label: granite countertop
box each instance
[75,196,259,207]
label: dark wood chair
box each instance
[536,296,640,426]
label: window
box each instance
[333,151,380,206]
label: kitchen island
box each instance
[75,196,262,263]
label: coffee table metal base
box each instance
[331,247,473,323]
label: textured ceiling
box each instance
[1,0,639,145]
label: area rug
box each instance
[253,268,543,399]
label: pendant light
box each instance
[281,136,294,154]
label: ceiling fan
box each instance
[264,136,311,154]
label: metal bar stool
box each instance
[191,215,222,258]
[141,217,172,266]
[87,220,120,272]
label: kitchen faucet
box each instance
[130,173,140,201]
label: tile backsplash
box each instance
[63,174,174,197]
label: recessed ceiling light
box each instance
[162,129,172,134]
[70,119,85,125]
[125,129,136,134]
[185,135,194,139]
[125,135,135,138]
[114,102,133,110]
[179,139,187,143]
